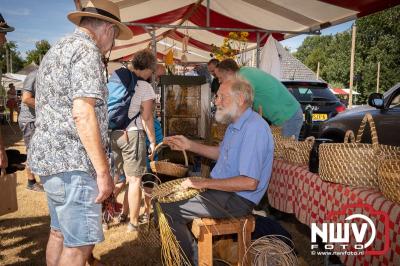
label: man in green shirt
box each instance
[215,59,303,139]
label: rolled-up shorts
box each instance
[41,170,104,247]
[111,130,147,177]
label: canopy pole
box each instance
[206,0,210,27]
[74,0,82,10]
[151,29,157,90]
[256,32,260,68]
[376,61,380,93]
[348,24,356,108]
[129,22,321,35]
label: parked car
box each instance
[319,83,400,146]
[281,80,346,138]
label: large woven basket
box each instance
[150,142,188,178]
[283,137,315,165]
[152,177,206,203]
[319,113,400,188]
[271,126,296,159]
[378,155,400,204]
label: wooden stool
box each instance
[191,215,255,266]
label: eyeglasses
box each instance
[213,93,231,103]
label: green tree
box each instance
[0,41,25,73]
[293,5,400,103]
[25,40,51,65]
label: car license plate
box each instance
[312,113,328,121]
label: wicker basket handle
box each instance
[344,130,355,143]
[150,142,189,167]
[356,113,379,146]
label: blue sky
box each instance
[2,0,353,58]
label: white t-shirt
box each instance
[126,80,156,131]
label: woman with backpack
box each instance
[109,49,157,232]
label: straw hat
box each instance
[67,0,132,40]
[0,13,15,33]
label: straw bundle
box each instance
[152,177,206,203]
[319,113,400,188]
[150,142,188,178]
[378,155,400,204]
[155,203,192,266]
[243,235,298,266]
[283,136,315,165]
[271,126,296,159]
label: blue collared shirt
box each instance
[210,108,274,204]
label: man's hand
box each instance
[181,177,207,190]
[95,172,114,203]
[164,135,192,151]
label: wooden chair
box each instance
[191,215,255,266]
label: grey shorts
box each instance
[18,121,35,150]
[111,130,147,177]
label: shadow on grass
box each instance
[100,223,162,266]
[0,215,50,265]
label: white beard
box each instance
[215,102,239,124]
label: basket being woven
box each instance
[271,126,296,159]
[378,155,400,204]
[319,113,400,188]
[152,177,206,203]
[283,136,315,165]
[150,142,189,178]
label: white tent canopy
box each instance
[78,0,400,62]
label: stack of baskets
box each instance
[319,113,400,190]
[150,142,189,181]
[282,136,315,165]
[271,126,296,159]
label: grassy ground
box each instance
[0,122,324,266]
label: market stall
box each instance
[267,159,400,266]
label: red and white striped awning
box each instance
[83,0,400,61]
[330,88,360,95]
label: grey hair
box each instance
[230,77,254,108]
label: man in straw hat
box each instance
[163,78,274,264]
[27,1,132,265]
[0,13,15,170]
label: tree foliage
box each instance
[0,41,25,73]
[294,6,400,102]
[25,40,51,65]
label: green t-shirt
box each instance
[239,67,300,125]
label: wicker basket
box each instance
[319,113,400,188]
[378,155,400,204]
[271,126,296,159]
[283,136,315,165]
[150,142,189,178]
[152,177,206,203]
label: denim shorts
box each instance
[41,171,104,247]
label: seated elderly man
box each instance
[162,78,274,264]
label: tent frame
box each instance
[126,22,321,68]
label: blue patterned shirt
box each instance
[29,29,108,177]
